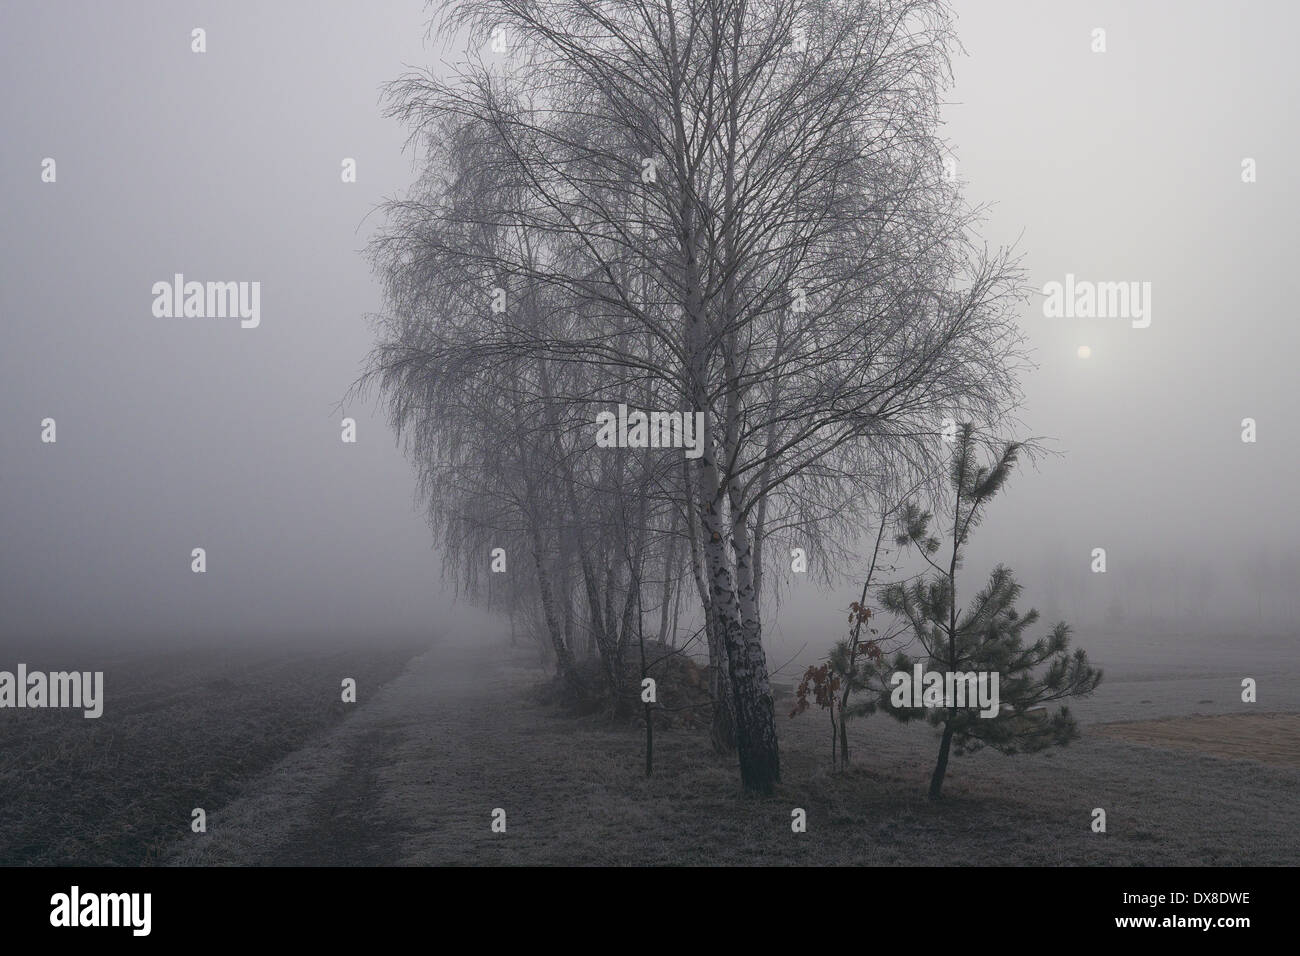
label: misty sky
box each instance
[2,1,1297,654]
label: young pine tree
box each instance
[879,424,1103,799]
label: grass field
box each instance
[0,637,424,865]
[3,630,1296,866]
[161,634,1300,867]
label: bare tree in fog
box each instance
[359,117,677,708]
[363,0,1029,793]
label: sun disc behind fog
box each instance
[1077,345,1092,359]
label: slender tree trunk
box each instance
[669,563,683,647]
[749,311,786,611]
[706,605,736,753]
[930,483,964,798]
[929,719,955,799]
[838,521,887,768]
[657,511,680,645]
[613,551,644,719]
[638,587,653,777]
[598,559,625,706]
[724,491,781,792]
[525,508,577,687]
[830,705,838,769]
[685,457,735,752]
[559,539,576,657]
[693,396,778,789]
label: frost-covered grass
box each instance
[0,636,422,865]
[164,636,1300,867]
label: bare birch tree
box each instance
[365,0,1030,793]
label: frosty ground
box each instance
[160,631,1299,867]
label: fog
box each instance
[2,0,1297,661]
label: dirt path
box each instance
[166,641,528,866]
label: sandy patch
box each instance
[1094,712,1300,768]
